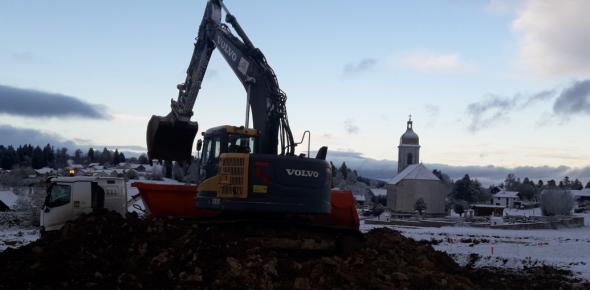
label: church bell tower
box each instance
[397,116,420,173]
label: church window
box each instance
[407,153,413,165]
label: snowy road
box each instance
[362,219,590,279]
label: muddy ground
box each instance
[0,210,588,290]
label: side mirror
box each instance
[44,207,50,213]
[196,139,203,151]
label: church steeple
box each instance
[397,115,420,173]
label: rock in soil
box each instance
[0,210,587,290]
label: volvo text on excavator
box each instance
[146,0,339,216]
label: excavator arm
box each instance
[147,0,295,162]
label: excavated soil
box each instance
[0,210,588,290]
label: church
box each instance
[386,117,447,215]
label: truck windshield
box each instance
[46,184,71,208]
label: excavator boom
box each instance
[147,0,294,162]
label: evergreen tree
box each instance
[113,149,120,165]
[0,146,17,170]
[74,149,83,164]
[561,176,572,189]
[138,154,149,164]
[88,148,95,163]
[572,179,584,190]
[450,174,484,204]
[504,173,518,191]
[42,144,54,168]
[339,162,348,180]
[414,198,427,215]
[330,162,337,178]
[119,152,126,163]
[100,147,111,165]
[55,148,69,168]
[31,146,45,169]
[586,181,590,189]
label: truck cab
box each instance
[41,176,127,232]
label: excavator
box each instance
[140,0,358,229]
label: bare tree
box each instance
[541,189,574,216]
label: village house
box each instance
[491,190,521,208]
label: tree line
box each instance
[0,144,148,170]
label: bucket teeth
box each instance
[146,115,198,162]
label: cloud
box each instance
[466,95,517,132]
[0,124,145,156]
[553,79,590,115]
[395,50,471,73]
[343,118,359,134]
[324,149,590,186]
[342,58,377,76]
[0,124,78,149]
[485,0,519,15]
[513,0,590,77]
[0,84,110,119]
[466,89,555,132]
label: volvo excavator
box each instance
[143,0,358,229]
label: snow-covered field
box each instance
[0,227,38,252]
[362,215,590,279]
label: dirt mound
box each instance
[0,210,587,290]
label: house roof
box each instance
[387,163,439,185]
[570,189,590,197]
[471,204,505,209]
[369,188,387,197]
[493,190,519,198]
[353,194,366,202]
[0,191,18,209]
[35,167,55,175]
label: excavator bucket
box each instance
[146,115,199,162]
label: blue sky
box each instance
[1,0,590,174]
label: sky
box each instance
[1,0,590,183]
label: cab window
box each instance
[214,138,221,158]
[201,140,212,165]
[227,134,256,154]
[46,184,71,208]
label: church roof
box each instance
[387,163,439,185]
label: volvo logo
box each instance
[286,169,319,178]
[217,35,238,62]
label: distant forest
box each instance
[0,144,149,170]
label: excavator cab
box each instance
[199,125,258,180]
[146,115,199,162]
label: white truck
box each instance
[40,176,127,232]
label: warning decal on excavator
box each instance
[253,185,268,193]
